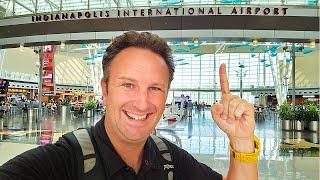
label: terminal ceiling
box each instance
[51,41,319,60]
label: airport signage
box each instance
[42,45,55,96]
[32,6,288,22]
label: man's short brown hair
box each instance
[102,31,175,86]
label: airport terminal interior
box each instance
[0,0,319,179]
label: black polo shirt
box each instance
[93,119,223,180]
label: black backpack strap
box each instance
[72,128,96,173]
[150,135,174,180]
[63,127,105,180]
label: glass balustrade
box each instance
[0,70,92,86]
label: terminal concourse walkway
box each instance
[0,109,319,179]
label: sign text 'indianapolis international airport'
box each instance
[32,6,289,22]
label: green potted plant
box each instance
[61,97,71,120]
[307,104,319,132]
[279,102,293,130]
[61,97,71,106]
[84,99,96,117]
[293,105,306,131]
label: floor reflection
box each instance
[0,112,101,144]
[155,109,319,179]
[0,109,319,179]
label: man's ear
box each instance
[100,78,108,106]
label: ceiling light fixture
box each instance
[252,39,258,46]
[60,41,65,48]
[310,40,316,48]
[19,43,24,51]
[193,37,199,44]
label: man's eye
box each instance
[122,83,134,89]
[150,87,161,91]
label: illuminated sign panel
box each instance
[42,45,55,96]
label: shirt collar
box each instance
[93,117,162,177]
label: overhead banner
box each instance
[42,45,55,96]
[31,6,289,22]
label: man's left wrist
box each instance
[229,136,255,153]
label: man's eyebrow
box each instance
[116,77,166,87]
[151,83,166,87]
[116,77,137,82]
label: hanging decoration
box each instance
[260,58,266,63]
[177,62,189,65]
[83,56,94,60]
[174,49,189,53]
[302,49,314,54]
[188,44,200,50]
[249,45,261,52]
[220,0,249,4]
[194,52,204,57]
[174,58,185,62]
[160,0,181,5]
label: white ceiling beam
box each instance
[15,0,35,13]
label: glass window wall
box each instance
[167,51,292,104]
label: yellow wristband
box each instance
[229,135,260,163]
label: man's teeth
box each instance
[126,112,147,120]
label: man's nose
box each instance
[133,89,149,111]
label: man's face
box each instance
[101,47,169,144]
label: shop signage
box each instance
[8,88,27,93]
[32,6,288,22]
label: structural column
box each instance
[291,43,296,108]
[0,49,4,75]
[38,48,44,119]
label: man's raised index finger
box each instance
[219,63,230,94]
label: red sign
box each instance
[42,45,55,95]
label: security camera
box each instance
[33,49,39,54]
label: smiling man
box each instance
[0,31,259,180]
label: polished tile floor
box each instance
[0,109,319,179]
